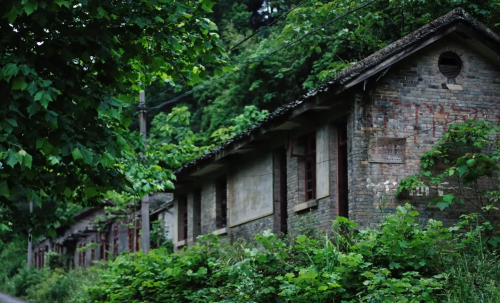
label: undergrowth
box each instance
[81,204,500,303]
[2,204,499,303]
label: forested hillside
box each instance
[141,0,500,146]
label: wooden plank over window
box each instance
[316,125,330,199]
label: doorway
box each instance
[279,148,288,233]
[338,124,349,218]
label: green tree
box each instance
[0,0,228,237]
[144,0,500,146]
[398,120,500,228]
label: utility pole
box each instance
[27,200,33,269]
[138,82,150,254]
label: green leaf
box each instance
[34,90,53,108]
[458,165,468,177]
[64,187,72,197]
[2,63,18,81]
[296,235,307,243]
[85,187,99,198]
[6,119,18,127]
[48,228,56,238]
[116,135,129,150]
[79,146,94,164]
[22,152,33,168]
[36,138,47,149]
[12,77,27,90]
[55,0,70,8]
[154,16,164,23]
[5,150,19,168]
[72,148,83,161]
[0,181,10,197]
[100,152,115,168]
[27,81,38,95]
[27,102,41,116]
[436,202,448,211]
[23,1,38,16]
[409,210,419,217]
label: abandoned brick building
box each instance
[32,193,173,268]
[171,8,500,250]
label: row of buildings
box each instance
[34,8,500,265]
[33,194,173,268]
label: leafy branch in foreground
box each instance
[398,120,500,223]
[0,0,228,236]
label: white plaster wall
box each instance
[228,152,273,227]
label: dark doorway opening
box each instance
[338,123,349,218]
[279,148,288,234]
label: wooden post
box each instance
[138,82,150,255]
[27,200,33,269]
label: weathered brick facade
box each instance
[172,9,500,249]
[348,38,500,227]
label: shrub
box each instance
[0,237,27,293]
[80,204,500,303]
[9,267,47,298]
[24,265,102,303]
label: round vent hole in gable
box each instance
[438,52,462,78]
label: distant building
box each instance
[32,193,172,268]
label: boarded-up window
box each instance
[228,155,273,227]
[316,125,330,199]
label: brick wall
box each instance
[349,38,500,227]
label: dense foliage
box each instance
[74,206,499,303]
[141,0,500,145]
[2,207,500,303]
[0,0,227,236]
[398,120,500,235]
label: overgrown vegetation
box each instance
[2,206,500,302]
[30,207,499,303]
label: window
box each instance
[90,241,95,261]
[216,178,228,228]
[78,243,86,267]
[178,196,188,241]
[128,226,133,251]
[438,52,462,78]
[113,225,118,255]
[99,231,108,260]
[304,133,316,201]
[193,189,202,238]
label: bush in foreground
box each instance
[81,204,500,303]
